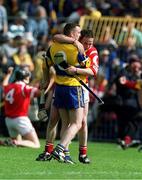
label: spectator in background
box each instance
[7,10,35,42]
[7,10,35,52]
[84,2,102,18]
[8,11,27,39]
[67,2,101,23]
[118,15,142,47]
[47,0,58,35]
[6,0,22,24]
[109,0,124,16]
[100,26,118,49]
[124,0,140,17]
[27,5,49,44]
[99,49,111,83]
[118,34,142,65]
[0,51,14,76]
[87,76,98,139]
[11,36,34,72]
[114,54,142,148]
[1,67,40,148]
[95,0,111,16]
[0,34,16,69]
[0,0,8,34]
[22,0,41,17]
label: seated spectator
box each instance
[118,15,142,46]
[7,0,22,24]
[7,11,29,38]
[67,2,101,23]
[0,50,14,76]
[118,34,142,66]
[100,26,118,49]
[22,0,41,17]
[12,36,34,72]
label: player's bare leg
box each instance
[36,104,59,161]
[58,109,74,163]
[78,102,90,163]
[15,130,40,148]
[51,107,84,163]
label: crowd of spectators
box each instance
[1,0,142,145]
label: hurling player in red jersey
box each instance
[2,67,40,148]
[36,29,99,163]
[71,29,99,163]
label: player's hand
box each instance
[78,53,89,67]
[64,66,77,75]
[119,76,127,84]
[36,51,46,59]
[74,40,84,54]
[7,67,14,74]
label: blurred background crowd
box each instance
[1,0,142,147]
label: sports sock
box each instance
[64,149,70,157]
[55,143,65,153]
[79,146,87,156]
[124,136,132,145]
[45,142,54,153]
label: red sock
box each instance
[79,146,87,156]
[45,143,54,153]
[124,136,132,145]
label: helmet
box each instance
[15,68,31,81]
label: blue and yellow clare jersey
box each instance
[48,42,86,86]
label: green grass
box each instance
[0,139,142,179]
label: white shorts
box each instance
[5,116,35,138]
[83,86,89,104]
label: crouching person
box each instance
[1,67,40,148]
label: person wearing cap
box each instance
[113,54,142,149]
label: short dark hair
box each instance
[63,23,80,36]
[15,68,31,81]
[80,29,94,41]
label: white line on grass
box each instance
[0,171,142,176]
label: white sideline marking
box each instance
[0,171,142,176]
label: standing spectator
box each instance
[1,67,40,148]
[114,54,142,148]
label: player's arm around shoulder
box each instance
[53,33,84,54]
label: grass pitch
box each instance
[0,139,142,179]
